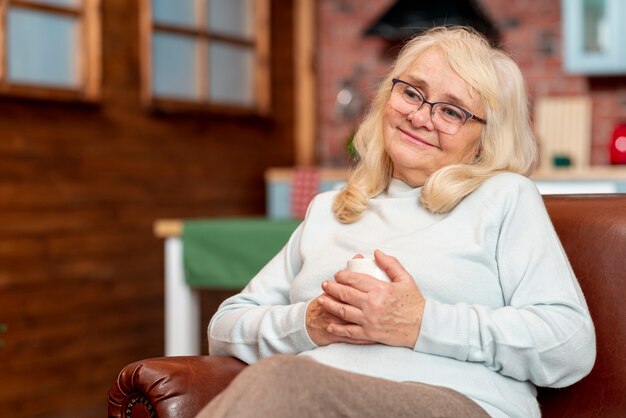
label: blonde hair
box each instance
[333,26,537,223]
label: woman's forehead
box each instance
[402,48,481,106]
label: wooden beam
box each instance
[83,0,101,100]
[152,22,255,47]
[138,0,152,107]
[10,0,80,16]
[255,0,271,115]
[294,0,316,166]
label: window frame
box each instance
[139,0,271,116]
[0,0,101,102]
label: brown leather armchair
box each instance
[108,194,626,418]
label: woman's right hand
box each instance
[306,295,374,346]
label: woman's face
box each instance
[383,47,485,187]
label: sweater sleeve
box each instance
[414,178,596,387]
[207,221,318,364]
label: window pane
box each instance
[7,8,80,88]
[152,32,199,99]
[23,0,80,7]
[152,0,196,27]
[208,42,253,106]
[584,0,607,53]
[208,0,252,37]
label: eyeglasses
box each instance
[389,78,487,135]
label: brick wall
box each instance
[480,0,626,165]
[316,0,395,166]
[317,0,626,166]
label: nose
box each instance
[407,102,435,130]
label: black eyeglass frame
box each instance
[390,78,487,126]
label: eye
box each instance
[438,104,465,122]
[402,86,422,102]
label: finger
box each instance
[333,270,385,292]
[374,249,412,283]
[318,295,364,324]
[316,294,355,320]
[327,323,368,341]
[323,279,368,306]
[352,253,365,259]
[345,339,376,345]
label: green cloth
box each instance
[183,218,301,289]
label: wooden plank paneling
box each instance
[0,0,296,416]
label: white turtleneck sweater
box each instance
[208,172,595,418]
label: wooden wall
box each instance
[0,0,295,416]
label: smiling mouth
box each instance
[398,127,437,148]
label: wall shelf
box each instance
[562,0,626,75]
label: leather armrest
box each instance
[107,356,247,418]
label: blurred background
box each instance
[1,0,625,416]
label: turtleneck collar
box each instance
[384,178,422,198]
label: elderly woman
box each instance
[197,26,595,418]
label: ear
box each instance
[471,140,484,165]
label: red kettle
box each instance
[610,123,626,165]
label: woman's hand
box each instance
[306,296,374,346]
[318,249,425,348]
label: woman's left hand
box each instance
[318,249,425,348]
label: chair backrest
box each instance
[539,194,626,417]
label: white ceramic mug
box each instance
[346,258,390,282]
